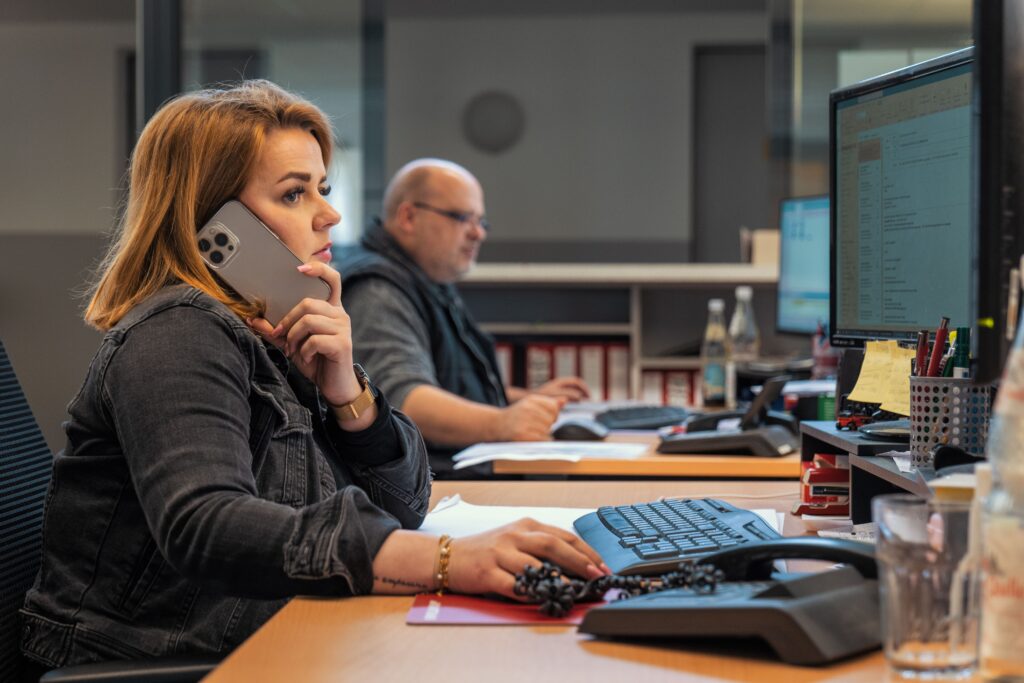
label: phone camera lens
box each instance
[214,232,229,247]
[198,238,211,252]
[210,251,224,265]
[227,245,234,251]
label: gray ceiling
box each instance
[0,0,768,25]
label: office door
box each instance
[692,46,771,263]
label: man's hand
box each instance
[532,377,590,402]
[493,394,564,441]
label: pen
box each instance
[926,317,950,377]
[941,331,957,377]
[914,330,929,377]
[952,327,971,379]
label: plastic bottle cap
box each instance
[708,299,724,312]
[735,285,752,300]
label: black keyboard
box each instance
[574,498,782,575]
[594,405,690,430]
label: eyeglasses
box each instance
[413,202,490,231]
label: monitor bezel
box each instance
[974,0,1024,385]
[776,194,830,336]
[828,47,975,348]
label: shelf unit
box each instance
[800,421,932,523]
[460,262,784,397]
[463,262,779,285]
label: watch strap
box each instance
[331,364,375,420]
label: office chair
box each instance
[0,338,217,683]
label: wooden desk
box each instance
[205,481,886,682]
[491,434,801,478]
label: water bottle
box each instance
[979,315,1024,681]
[811,321,840,379]
[701,298,735,408]
[728,285,760,363]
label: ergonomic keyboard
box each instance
[574,498,782,575]
[593,405,690,430]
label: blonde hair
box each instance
[85,79,334,330]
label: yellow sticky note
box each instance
[848,340,892,404]
[880,346,915,416]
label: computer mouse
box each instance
[551,418,609,441]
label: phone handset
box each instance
[701,536,877,581]
[684,374,799,435]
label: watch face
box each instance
[353,363,369,385]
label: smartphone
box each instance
[196,200,330,325]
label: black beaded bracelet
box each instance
[513,561,725,618]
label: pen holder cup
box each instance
[909,377,992,469]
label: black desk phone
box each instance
[579,537,880,666]
[658,375,800,457]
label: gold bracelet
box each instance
[435,534,453,595]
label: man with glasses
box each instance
[339,159,589,477]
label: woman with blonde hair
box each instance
[21,80,606,670]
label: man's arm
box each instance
[404,384,562,446]
[344,277,442,408]
[344,277,563,445]
[506,377,591,403]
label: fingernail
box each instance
[272,324,283,337]
[586,563,603,579]
[297,264,313,273]
[600,562,612,575]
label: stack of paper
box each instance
[451,441,647,471]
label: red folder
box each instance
[525,343,554,390]
[406,592,610,626]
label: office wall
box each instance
[0,22,134,237]
[0,21,131,451]
[386,11,766,262]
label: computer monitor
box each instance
[777,196,830,335]
[829,48,974,348]
[974,0,1024,384]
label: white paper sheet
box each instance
[420,494,782,539]
[881,450,914,473]
[451,441,648,470]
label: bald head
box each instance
[382,158,481,223]
[380,158,487,283]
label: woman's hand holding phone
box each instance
[247,261,376,430]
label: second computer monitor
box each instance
[778,196,830,335]
[829,48,974,347]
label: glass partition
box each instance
[787,0,971,197]
[183,0,365,245]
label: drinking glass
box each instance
[873,494,977,679]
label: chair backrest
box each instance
[0,339,53,682]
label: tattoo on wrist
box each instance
[374,575,429,590]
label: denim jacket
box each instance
[21,285,431,668]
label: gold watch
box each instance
[331,364,376,420]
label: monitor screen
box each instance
[778,196,830,334]
[830,49,974,347]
